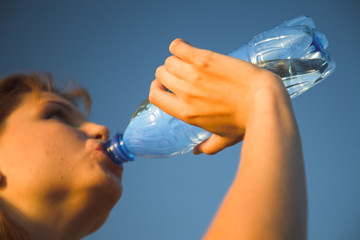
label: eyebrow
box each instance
[45,101,76,113]
[41,99,87,120]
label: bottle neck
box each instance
[104,133,135,165]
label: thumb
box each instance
[193,134,243,155]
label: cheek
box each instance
[33,130,122,197]
[8,127,86,184]
[2,125,122,202]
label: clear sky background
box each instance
[1,0,359,239]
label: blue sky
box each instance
[1,0,359,239]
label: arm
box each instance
[203,88,307,240]
[150,39,307,240]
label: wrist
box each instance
[233,70,291,130]
[246,75,296,132]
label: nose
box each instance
[82,122,110,141]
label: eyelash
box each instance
[45,109,68,122]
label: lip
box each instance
[95,142,124,170]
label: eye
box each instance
[45,109,68,122]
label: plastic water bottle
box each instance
[105,15,336,165]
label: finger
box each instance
[149,79,184,120]
[169,38,212,68]
[164,55,196,81]
[193,134,242,155]
[168,38,193,63]
[155,65,184,95]
[169,38,261,78]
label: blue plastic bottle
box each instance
[105,15,336,165]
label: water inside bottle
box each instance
[256,58,329,98]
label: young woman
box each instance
[0,39,307,240]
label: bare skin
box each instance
[0,92,122,240]
[150,39,307,240]
[0,38,306,239]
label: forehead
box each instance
[20,91,77,109]
[11,91,85,122]
[0,92,85,138]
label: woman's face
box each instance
[0,91,123,227]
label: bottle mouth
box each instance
[104,133,135,165]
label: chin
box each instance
[83,211,113,237]
[91,172,123,203]
[83,181,122,231]
[72,182,122,239]
[101,165,123,200]
[86,151,124,194]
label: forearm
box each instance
[150,39,307,239]
[204,88,307,240]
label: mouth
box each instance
[95,142,124,171]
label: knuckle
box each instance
[164,56,176,70]
[179,90,194,102]
[149,81,156,94]
[180,110,195,122]
[165,55,175,65]
[194,50,214,69]
[188,70,201,82]
[155,65,164,79]
[178,101,197,122]
[169,38,183,53]
[148,87,157,105]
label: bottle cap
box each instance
[104,133,135,165]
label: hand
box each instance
[149,39,287,155]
